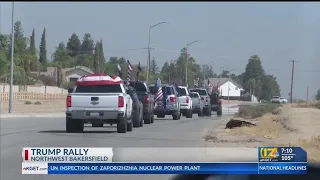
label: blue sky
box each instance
[0,2,319,99]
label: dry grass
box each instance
[0,99,65,113]
[229,112,285,139]
[294,101,320,109]
[236,103,280,119]
[297,135,320,163]
[227,105,320,163]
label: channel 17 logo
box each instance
[259,147,280,161]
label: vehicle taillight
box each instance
[144,96,149,104]
[217,99,222,105]
[170,96,175,102]
[186,97,189,103]
[118,96,124,107]
[66,96,71,107]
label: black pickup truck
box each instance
[125,81,155,124]
[210,92,222,116]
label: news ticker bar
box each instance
[22,162,307,174]
[22,147,307,163]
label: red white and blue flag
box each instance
[154,78,162,103]
[208,79,213,95]
[126,60,134,86]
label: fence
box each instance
[0,92,67,100]
[0,84,67,100]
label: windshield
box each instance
[190,89,207,96]
[190,93,198,98]
[273,96,279,99]
[75,85,122,93]
[177,88,187,96]
[166,87,173,95]
[128,82,147,92]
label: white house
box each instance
[203,78,244,100]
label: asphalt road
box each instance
[0,113,226,180]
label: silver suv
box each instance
[153,85,181,120]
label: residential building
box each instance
[29,66,94,85]
[203,78,244,100]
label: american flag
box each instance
[194,74,199,87]
[126,60,134,86]
[117,63,122,78]
[216,75,221,92]
[208,79,213,95]
[154,78,162,103]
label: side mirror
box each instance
[68,88,73,93]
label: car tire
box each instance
[217,107,222,116]
[117,112,128,133]
[186,110,193,118]
[200,109,204,116]
[133,110,140,128]
[66,118,84,133]
[173,112,179,120]
[139,115,143,127]
[151,115,154,124]
[127,115,133,132]
[144,114,152,124]
[139,109,144,127]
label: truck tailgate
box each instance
[70,93,121,110]
[191,97,199,108]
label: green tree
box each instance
[75,33,95,69]
[8,21,32,85]
[260,75,281,100]
[98,40,105,73]
[92,41,105,73]
[0,34,9,80]
[160,61,170,83]
[93,41,100,73]
[39,28,48,70]
[0,48,9,80]
[80,33,94,55]
[52,42,73,68]
[29,29,38,71]
[150,56,158,74]
[221,70,230,78]
[66,33,81,58]
[242,55,265,98]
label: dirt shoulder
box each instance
[204,104,320,163]
[0,100,65,114]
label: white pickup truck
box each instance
[177,86,193,118]
[66,74,133,133]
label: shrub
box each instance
[237,103,280,119]
[25,100,32,105]
[34,101,41,105]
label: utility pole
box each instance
[146,21,169,83]
[185,40,200,87]
[9,2,15,113]
[289,60,297,104]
